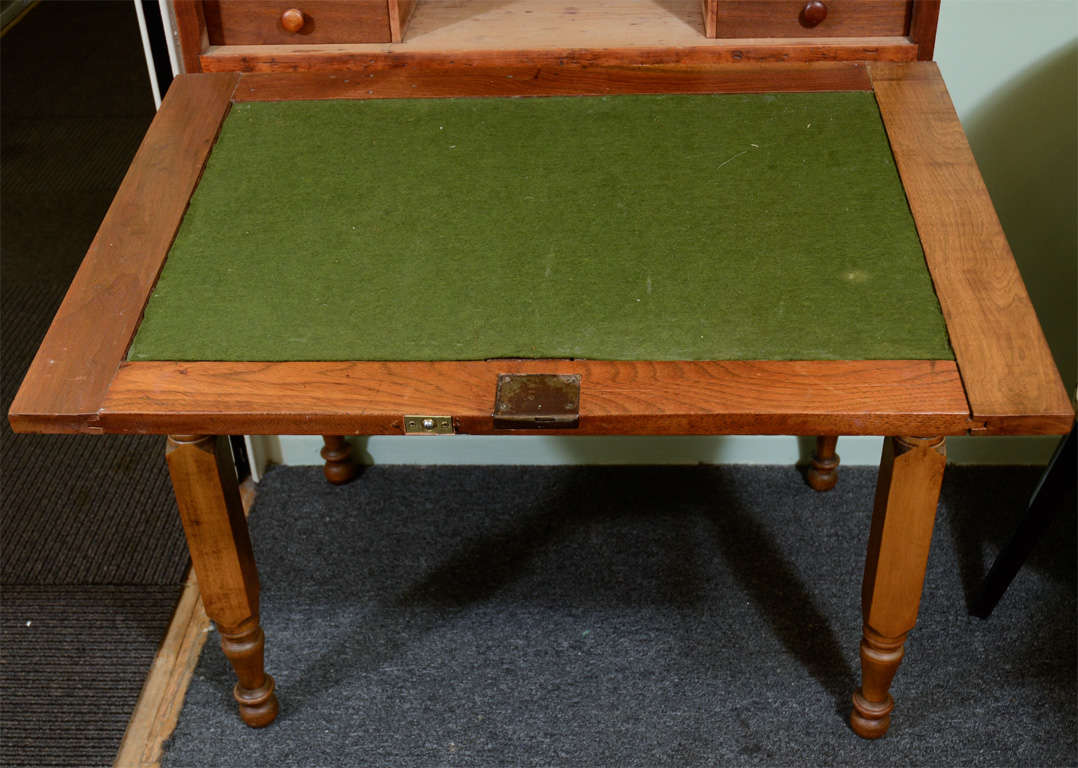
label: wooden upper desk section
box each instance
[177,0,940,73]
[7,63,1073,437]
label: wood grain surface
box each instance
[7,73,239,434]
[171,0,208,73]
[98,359,971,436]
[113,572,210,768]
[870,63,1073,435]
[908,0,940,60]
[113,477,256,767]
[852,435,946,739]
[197,0,917,72]
[233,61,871,101]
[203,0,391,45]
[709,1,910,39]
[702,0,718,38]
[13,61,1067,440]
[387,0,416,43]
[807,435,840,491]
[166,435,277,728]
[203,39,916,74]
[166,434,260,627]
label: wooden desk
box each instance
[8,61,1071,742]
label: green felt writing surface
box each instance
[128,93,952,362]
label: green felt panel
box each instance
[129,93,952,362]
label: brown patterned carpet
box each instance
[1,3,188,765]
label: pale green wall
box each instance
[266,2,1076,471]
[937,0,1077,394]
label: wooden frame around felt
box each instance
[8,60,1073,741]
[9,63,1071,438]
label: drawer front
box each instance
[205,1,392,45]
[715,1,911,38]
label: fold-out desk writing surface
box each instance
[128,91,951,363]
[9,62,1073,743]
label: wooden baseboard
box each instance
[113,572,211,768]
[114,478,255,768]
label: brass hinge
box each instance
[403,415,454,435]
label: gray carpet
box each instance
[1,3,189,766]
[162,464,1076,767]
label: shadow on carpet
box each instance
[162,465,1076,767]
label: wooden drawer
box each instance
[204,1,399,45]
[709,0,911,38]
[175,1,938,74]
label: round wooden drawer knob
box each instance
[800,0,828,27]
[281,8,305,33]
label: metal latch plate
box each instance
[403,415,454,435]
[493,374,581,429]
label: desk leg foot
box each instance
[808,435,840,492]
[851,627,904,738]
[851,435,945,739]
[321,435,358,485]
[221,622,278,727]
[167,434,280,729]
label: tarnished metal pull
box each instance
[493,374,581,429]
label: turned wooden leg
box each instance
[166,435,279,728]
[320,435,358,485]
[851,435,945,739]
[807,435,840,491]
